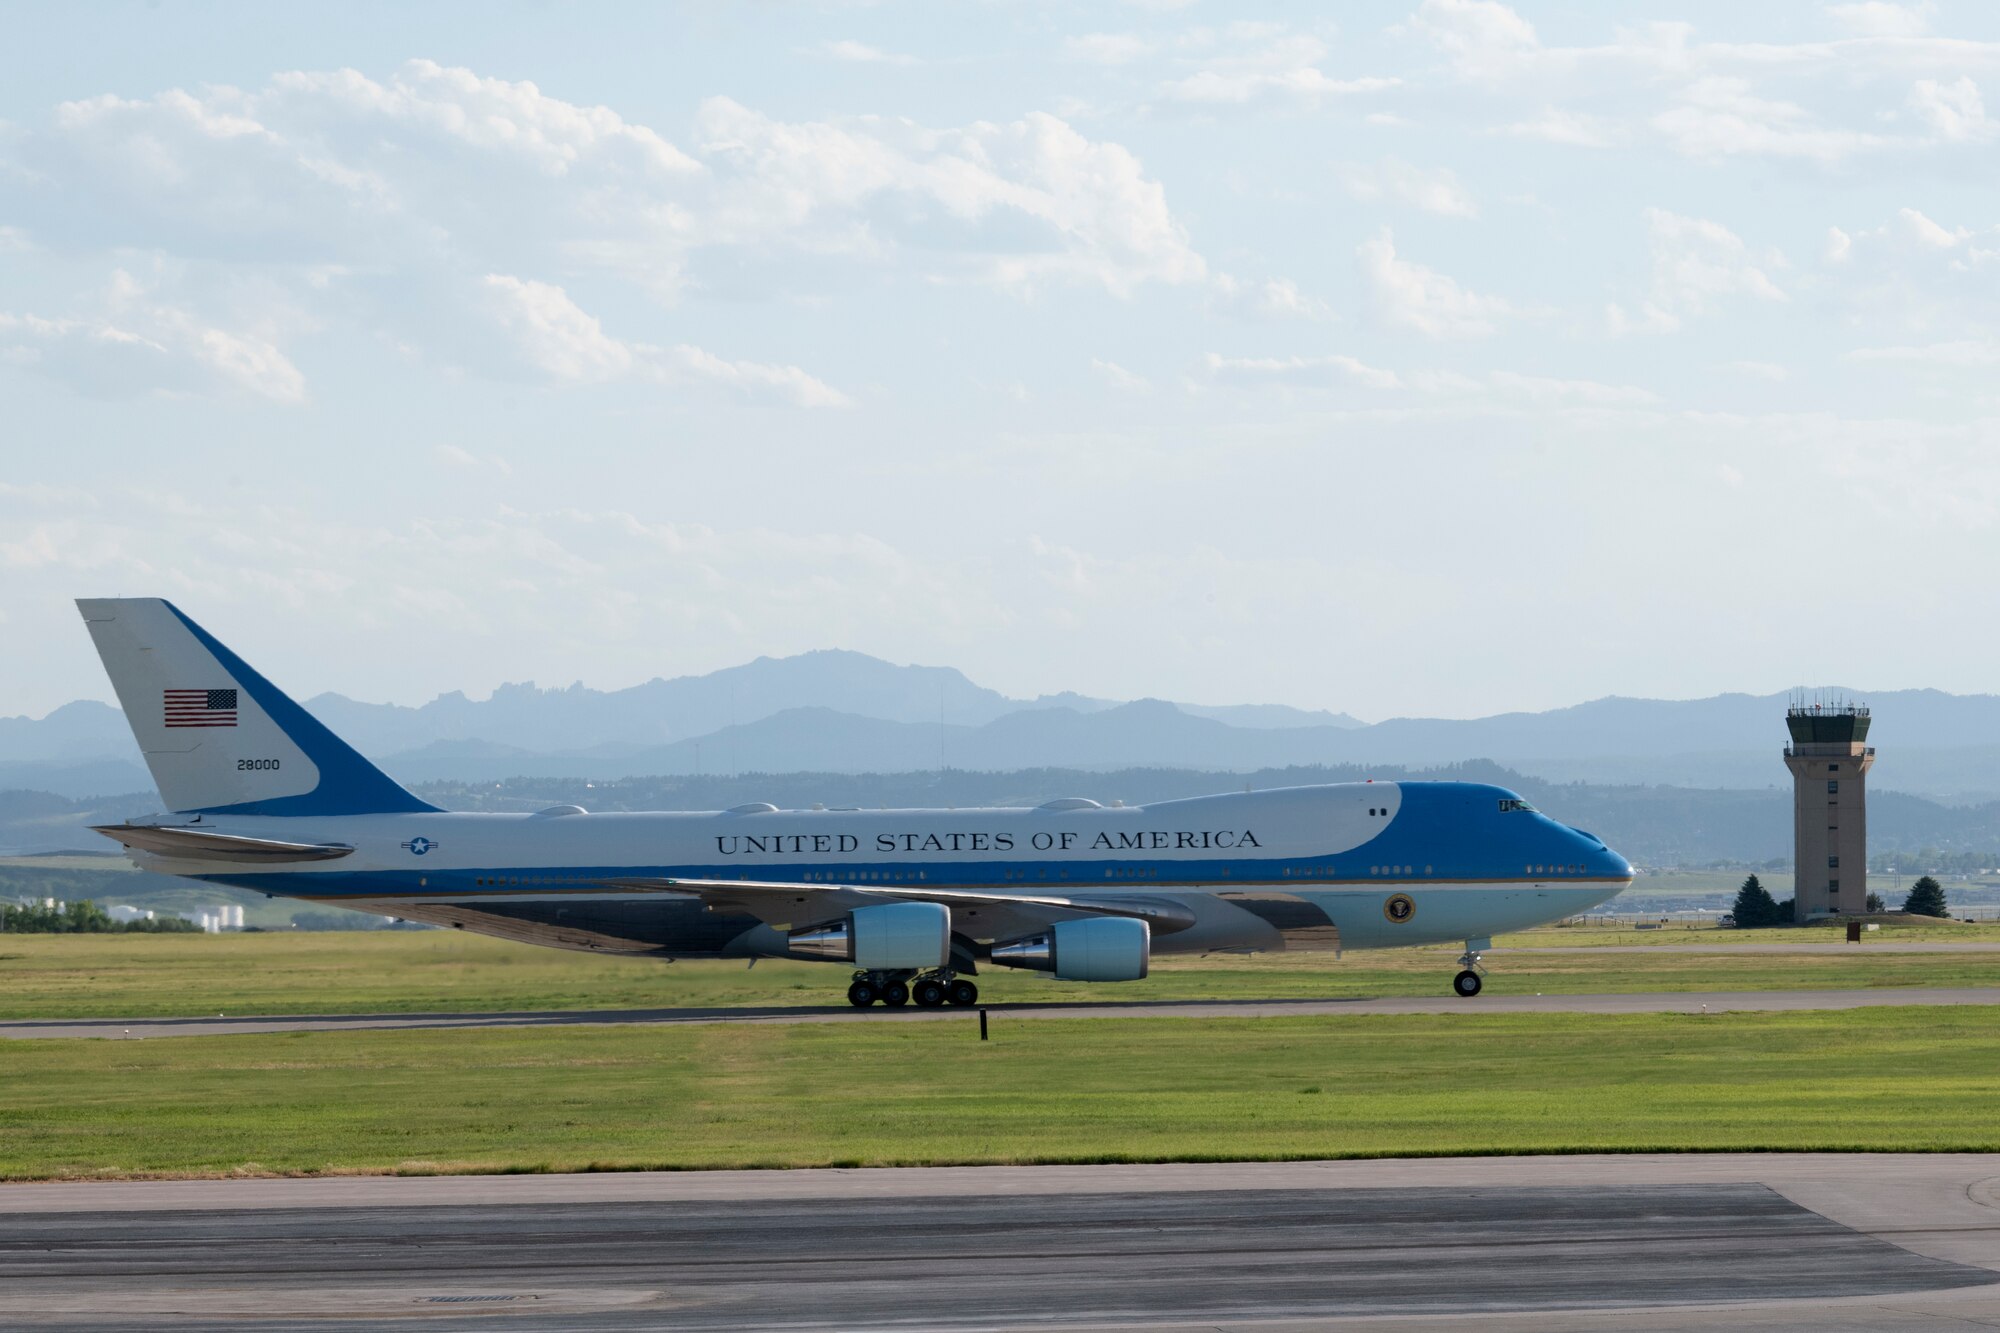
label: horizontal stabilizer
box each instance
[91,824,355,864]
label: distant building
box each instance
[1783,701,1875,921]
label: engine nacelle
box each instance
[991,916,1149,982]
[788,901,949,970]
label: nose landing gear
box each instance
[1452,937,1490,997]
[847,969,978,1008]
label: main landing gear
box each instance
[1452,938,1490,998]
[847,970,979,1009]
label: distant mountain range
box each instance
[4,649,1999,804]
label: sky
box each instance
[3,0,1999,724]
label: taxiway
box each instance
[7,986,2000,1040]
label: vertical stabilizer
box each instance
[75,598,437,817]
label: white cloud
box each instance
[7,62,1210,405]
[1404,0,1543,81]
[480,273,851,407]
[1653,77,1886,162]
[1725,360,1791,381]
[1485,371,1658,406]
[269,60,702,176]
[0,273,305,403]
[435,444,513,476]
[1090,358,1152,392]
[1335,157,1477,217]
[1202,351,1402,389]
[1357,229,1515,338]
[1609,209,1785,334]
[1818,208,2000,336]
[480,275,633,384]
[663,344,855,410]
[694,98,1205,295]
[1209,274,1329,321]
[1907,77,1995,141]
[1405,0,2000,163]
[1200,353,1656,407]
[1063,33,1157,65]
[1846,339,2000,366]
[819,40,918,66]
[1828,3,1934,38]
[1497,107,1620,147]
[1896,205,1971,249]
[1162,33,1399,106]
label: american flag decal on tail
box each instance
[164,688,238,728]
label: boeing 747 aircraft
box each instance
[80,598,1632,1004]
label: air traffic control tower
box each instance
[1783,700,1875,921]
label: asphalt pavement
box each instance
[7,985,2000,1039]
[3,1155,1997,1330]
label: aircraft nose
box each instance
[1584,841,1633,882]
[1559,824,1632,881]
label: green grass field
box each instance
[4,1008,1997,1180]
[3,929,1999,1020]
[1509,919,2000,947]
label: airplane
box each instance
[79,598,1633,1005]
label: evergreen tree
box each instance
[1865,892,1884,913]
[1903,876,1950,918]
[1732,874,1780,928]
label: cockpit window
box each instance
[1497,798,1535,813]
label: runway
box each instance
[8,986,2000,1039]
[3,1155,1997,1330]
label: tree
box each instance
[1865,891,1885,913]
[1903,876,1950,919]
[1732,874,1781,928]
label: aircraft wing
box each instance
[597,876,1197,936]
[91,824,356,864]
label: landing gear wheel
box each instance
[912,978,947,1008]
[1452,969,1483,998]
[946,979,979,1007]
[878,980,910,1007]
[847,980,878,1008]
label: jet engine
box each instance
[788,900,950,970]
[990,916,1149,982]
